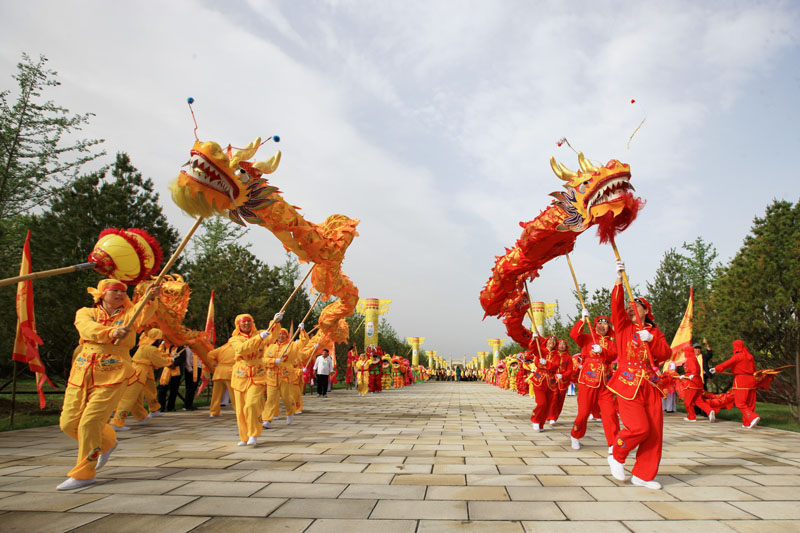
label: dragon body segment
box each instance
[170,138,359,345]
[480,153,642,347]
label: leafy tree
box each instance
[645,249,691,343]
[0,54,103,250]
[705,199,800,417]
[0,153,179,378]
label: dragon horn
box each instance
[229,137,262,169]
[550,157,577,181]
[578,152,598,172]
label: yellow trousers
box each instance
[60,381,126,480]
[144,377,160,412]
[210,379,236,416]
[233,385,265,441]
[357,375,369,395]
[292,383,303,412]
[110,381,148,427]
[263,381,295,422]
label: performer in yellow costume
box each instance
[355,351,370,396]
[58,278,160,490]
[262,325,311,428]
[208,341,236,417]
[110,328,172,430]
[291,340,318,415]
[231,312,282,446]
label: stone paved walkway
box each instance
[0,382,799,532]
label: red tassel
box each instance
[595,192,645,244]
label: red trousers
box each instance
[571,383,619,446]
[368,373,382,393]
[613,382,663,482]
[683,388,715,420]
[734,388,758,426]
[531,385,554,426]
[548,388,568,422]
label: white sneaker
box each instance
[140,413,152,424]
[97,441,117,470]
[57,477,96,491]
[262,421,272,429]
[548,420,556,426]
[570,437,581,450]
[683,417,696,422]
[150,410,163,417]
[608,446,614,455]
[608,454,626,481]
[709,411,716,423]
[210,414,218,418]
[749,417,760,428]
[531,423,543,432]
[286,415,294,425]
[295,410,302,415]
[111,425,130,432]
[246,436,257,446]
[588,414,594,420]
[631,475,662,490]
[237,441,247,446]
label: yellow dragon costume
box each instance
[169,137,359,347]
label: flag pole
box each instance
[10,361,17,427]
[524,281,545,362]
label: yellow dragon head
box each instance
[549,152,635,232]
[169,137,282,226]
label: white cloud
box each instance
[1,0,798,357]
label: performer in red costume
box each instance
[710,340,760,428]
[569,311,619,451]
[547,339,574,425]
[367,346,383,393]
[529,335,558,432]
[680,345,717,422]
[607,260,672,490]
[345,345,357,390]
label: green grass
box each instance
[678,401,800,433]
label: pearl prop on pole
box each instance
[0,228,163,288]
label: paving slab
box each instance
[0,382,797,528]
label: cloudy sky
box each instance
[2,1,798,360]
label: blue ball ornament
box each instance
[187,97,195,104]
[273,135,280,143]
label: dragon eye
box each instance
[234,168,251,184]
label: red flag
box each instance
[12,231,56,409]
[204,290,216,345]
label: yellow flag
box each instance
[664,286,693,371]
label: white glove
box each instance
[275,358,282,364]
[709,368,716,375]
[687,374,694,380]
[259,330,269,339]
[637,329,653,342]
[273,312,284,322]
[669,362,676,371]
[532,329,539,338]
[582,308,590,320]
[539,358,547,366]
[615,260,625,277]
[298,322,305,330]
[591,344,602,354]
[556,373,563,380]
